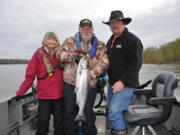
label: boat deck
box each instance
[9,115,177,135]
[2,88,180,135]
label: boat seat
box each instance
[125,104,161,125]
[124,71,179,135]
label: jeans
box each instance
[108,85,133,131]
[36,98,64,135]
[63,83,97,135]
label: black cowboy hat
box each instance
[103,10,132,25]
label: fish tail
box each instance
[74,113,87,122]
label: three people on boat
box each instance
[16,10,143,135]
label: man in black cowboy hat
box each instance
[103,10,143,135]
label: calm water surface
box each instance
[0,64,180,102]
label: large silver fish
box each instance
[74,56,89,122]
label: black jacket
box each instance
[107,28,143,88]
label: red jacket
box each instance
[16,48,64,99]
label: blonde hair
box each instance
[42,32,60,47]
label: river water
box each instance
[0,64,180,102]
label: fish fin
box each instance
[74,88,78,104]
[74,113,87,122]
[74,87,78,93]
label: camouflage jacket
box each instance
[56,36,109,88]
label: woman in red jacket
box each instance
[16,32,64,135]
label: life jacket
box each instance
[75,32,98,59]
[37,47,59,80]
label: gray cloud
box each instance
[128,0,180,47]
[0,0,180,58]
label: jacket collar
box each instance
[110,27,128,41]
[43,47,55,57]
[44,47,49,53]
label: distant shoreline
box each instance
[144,60,180,65]
[0,59,29,64]
[0,58,179,65]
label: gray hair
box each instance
[42,32,60,47]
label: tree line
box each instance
[143,38,180,64]
[0,59,28,64]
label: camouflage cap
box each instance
[79,19,93,27]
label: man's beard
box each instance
[81,33,92,43]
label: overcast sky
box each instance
[0,0,180,59]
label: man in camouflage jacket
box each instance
[56,19,109,135]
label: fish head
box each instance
[79,56,88,68]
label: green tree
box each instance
[143,37,180,64]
